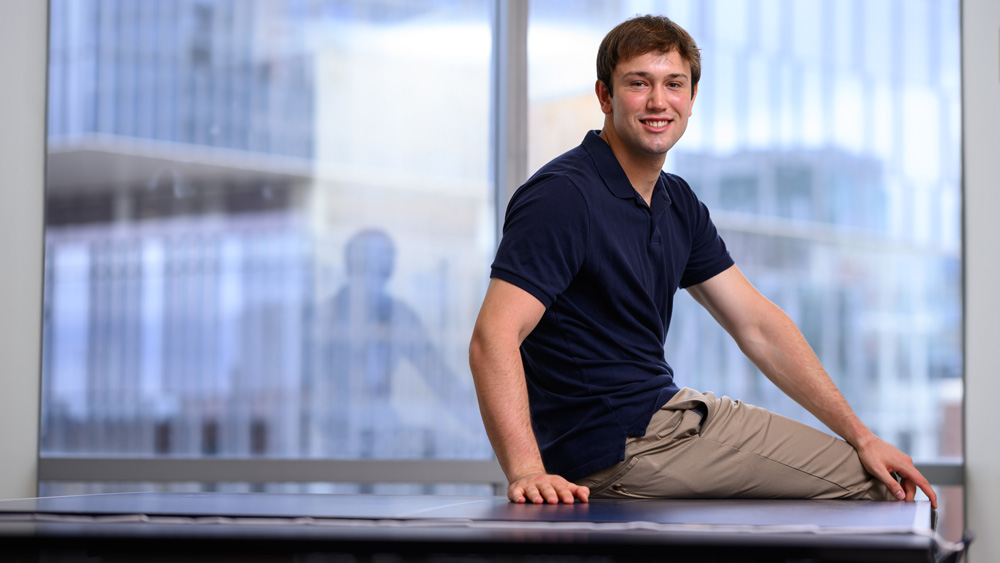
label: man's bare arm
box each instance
[468,278,590,504]
[686,265,937,508]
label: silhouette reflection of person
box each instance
[315,229,476,458]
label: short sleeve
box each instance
[673,177,734,288]
[490,176,590,308]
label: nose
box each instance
[647,85,667,110]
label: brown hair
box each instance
[596,15,701,97]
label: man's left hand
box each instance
[853,434,937,508]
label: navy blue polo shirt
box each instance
[490,130,734,481]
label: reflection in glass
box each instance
[308,229,480,459]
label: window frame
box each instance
[25,0,965,496]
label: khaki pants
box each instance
[578,388,893,500]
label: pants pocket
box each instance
[646,407,686,440]
[652,404,707,441]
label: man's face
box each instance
[597,50,697,161]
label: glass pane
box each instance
[42,0,494,461]
[528,0,961,464]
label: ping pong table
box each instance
[0,492,964,562]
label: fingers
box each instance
[918,480,938,509]
[508,485,527,504]
[507,474,589,504]
[857,438,939,508]
[898,469,938,508]
[528,482,558,504]
[887,462,938,508]
[870,466,907,501]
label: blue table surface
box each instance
[0,492,932,532]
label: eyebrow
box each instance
[621,71,689,81]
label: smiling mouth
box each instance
[642,119,671,128]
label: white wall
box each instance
[0,0,46,499]
[963,0,1000,559]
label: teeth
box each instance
[645,120,669,127]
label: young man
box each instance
[469,15,936,507]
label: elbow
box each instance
[468,326,488,376]
[468,323,516,383]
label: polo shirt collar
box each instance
[582,130,673,208]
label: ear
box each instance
[595,79,613,115]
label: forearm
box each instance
[468,328,546,482]
[737,305,873,446]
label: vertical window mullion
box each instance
[491,0,528,247]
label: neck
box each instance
[599,128,665,206]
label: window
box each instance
[42,0,495,493]
[41,0,962,537]
[529,0,961,538]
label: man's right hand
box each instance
[508,472,590,504]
